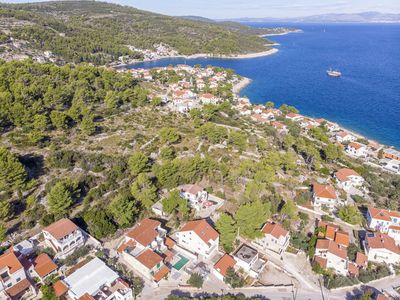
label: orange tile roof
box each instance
[335,168,361,182]
[0,250,23,275]
[313,183,337,199]
[5,278,31,297]
[214,254,236,277]
[314,256,327,268]
[348,262,359,277]
[181,184,203,195]
[44,218,79,240]
[325,226,337,240]
[262,222,289,239]
[33,253,58,279]
[53,280,69,297]
[126,218,161,247]
[180,219,219,244]
[163,250,174,263]
[136,249,163,269]
[286,112,301,118]
[355,252,368,267]
[376,294,391,300]
[389,225,400,231]
[368,207,400,222]
[348,142,364,150]
[366,232,400,255]
[153,265,170,282]
[117,239,136,253]
[165,237,176,249]
[316,239,347,260]
[334,231,350,248]
[79,293,95,300]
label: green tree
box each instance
[47,180,77,216]
[265,101,274,109]
[347,243,359,261]
[324,143,343,161]
[280,199,298,220]
[0,223,6,242]
[33,114,48,132]
[224,267,245,288]
[216,213,237,252]
[50,111,68,130]
[338,205,363,225]
[235,201,271,239]
[80,114,96,135]
[128,151,149,176]
[40,285,57,300]
[162,190,189,216]
[160,146,176,161]
[108,192,138,227]
[84,209,116,239]
[159,127,180,144]
[130,173,158,209]
[0,200,11,220]
[0,147,27,192]
[187,273,203,288]
[229,131,247,151]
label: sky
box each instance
[2,0,400,18]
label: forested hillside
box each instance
[0,1,271,65]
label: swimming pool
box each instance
[173,254,189,270]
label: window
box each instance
[16,277,21,282]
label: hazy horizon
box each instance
[1,0,400,19]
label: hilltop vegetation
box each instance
[0,1,271,65]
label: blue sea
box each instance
[128,23,400,148]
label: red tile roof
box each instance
[44,218,79,240]
[335,168,361,182]
[181,184,203,195]
[214,254,236,277]
[136,249,163,269]
[334,231,350,248]
[355,252,368,267]
[262,222,289,239]
[313,183,337,199]
[366,232,400,255]
[348,142,364,150]
[79,293,95,300]
[314,256,327,268]
[53,280,69,297]
[153,265,170,282]
[126,218,161,247]
[117,239,136,253]
[348,262,359,277]
[0,250,23,275]
[368,207,400,222]
[165,237,176,249]
[180,219,219,244]
[5,278,31,297]
[32,253,58,279]
[316,239,347,260]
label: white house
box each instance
[366,207,400,234]
[180,184,209,211]
[118,218,171,282]
[29,253,58,284]
[364,232,400,265]
[213,254,237,282]
[199,93,220,105]
[42,218,85,259]
[175,219,219,260]
[0,250,35,299]
[346,142,368,157]
[255,222,290,254]
[334,168,364,191]
[285,112,303,122]
[62,257,133,300]
[312,183,338,209]
[314,240,348,276]
[336,131,356,143]
[233,244,266,278]
[385,160,400,175]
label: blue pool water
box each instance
[128,23,400,148]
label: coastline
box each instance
[233,77,252,94]
[114,47,279,67]
[260,29,303,37]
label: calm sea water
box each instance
[128,23,400,148]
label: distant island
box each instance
[0,1,286,66]
[224,11,400,23]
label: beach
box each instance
[233,77,252,94]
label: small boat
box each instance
[327,69,342,77]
